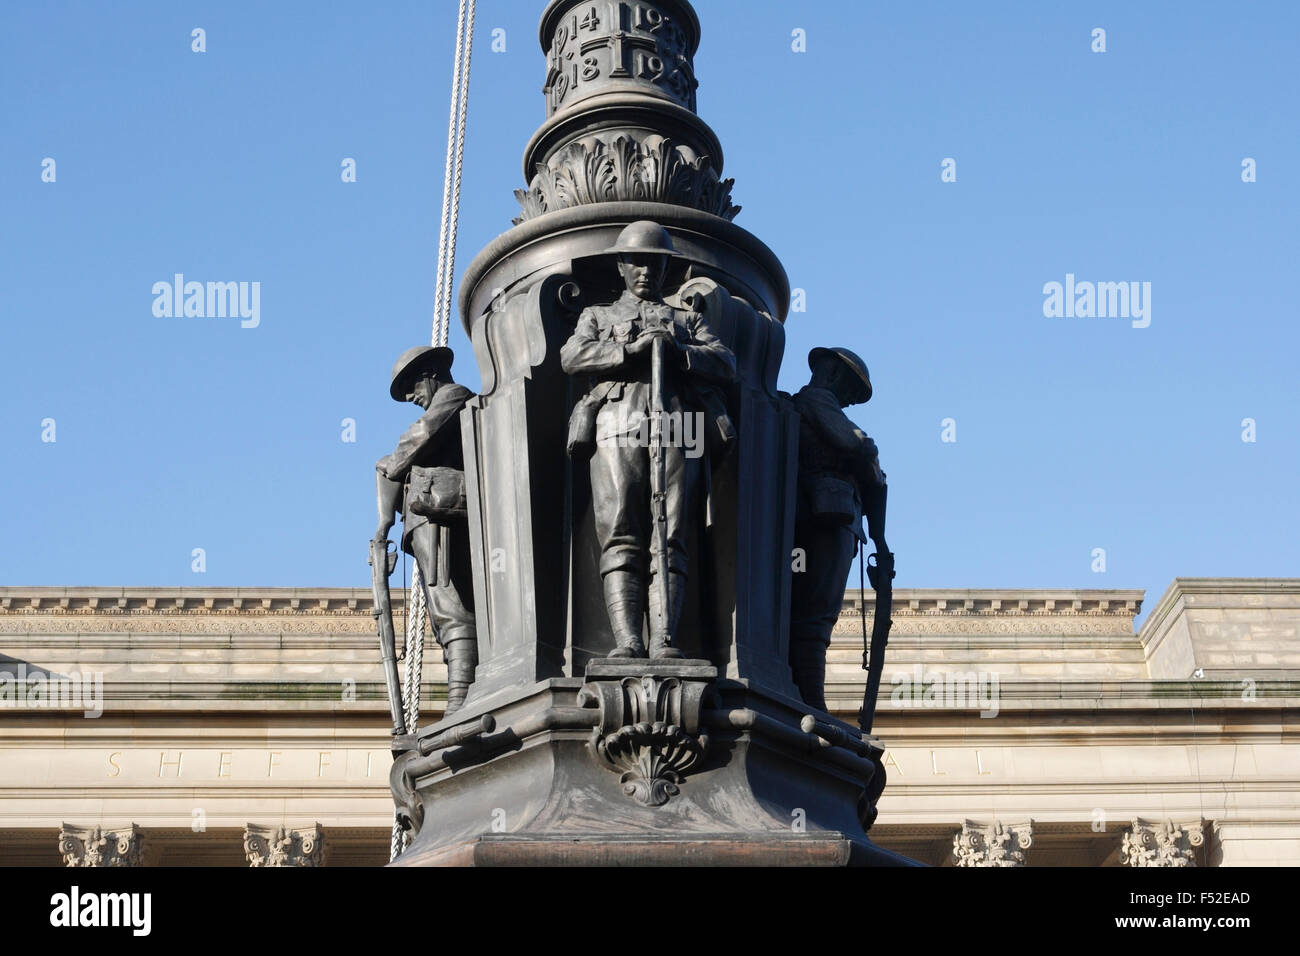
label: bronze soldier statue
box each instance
[373,346,478,717]
[789,347,888,711]
[561,221,737,659]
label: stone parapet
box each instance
[1139,578,1300,680]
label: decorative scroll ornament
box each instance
[243,824,324,867]
[514,133,739,225]
[59,824,144,867]
[953,820,1033,867]
[390,750,427,840]
[1120,818,1204,867]
[578,673,710,807]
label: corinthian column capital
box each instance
[243,823,325,867]
[1120,818,1204,867]
[953,819,1034,867]
[59,823,144,867]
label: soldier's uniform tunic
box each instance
[789,383,884,707]
[379,383,477,667]
[561,288,736,649]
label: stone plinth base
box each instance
[393,832,916,867]
[389,665,908,866]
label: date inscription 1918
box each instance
[545,1,696,114]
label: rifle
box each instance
[858,481,894,734]
[648,323,671,646]
[371,472,408,737]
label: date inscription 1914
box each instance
[545,1,696,114]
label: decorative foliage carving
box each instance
[514,134,739,224]
[953,820,1033,867]
[578,673,710,807]
[59,824,143,867]
[243,824,324,867]
[598,721,706,806]
[1120,818,1204,867]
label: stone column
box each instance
[1120,818,1204,867]
[952,819,1034,867]
[243,824,325,867]
[59,823,144,867]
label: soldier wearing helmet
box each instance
[374,346,478,715]
[561,220,737,660]
[788,346,887,711]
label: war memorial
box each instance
[1,2,1297,880]
[368,0,901,866]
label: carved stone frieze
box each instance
[1,589,1143,639]
[514,133,738,224]
[0,615,380,636]
[952,819,1033,867]
[243,824,324,867]
[59,824,144,867]
[578,667,713,806]
[1120,818,1204,867]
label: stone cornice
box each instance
[832,588,1144,638]
[841,588,1145,617]
[0,587,402,637]
[0,587,391,615]
[1163,577,1300,597]
[0,586,1147,641]
[0,586,1143,617]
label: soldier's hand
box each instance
[627,335,654,356]
[376,455,395,479]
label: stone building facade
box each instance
[1,578,1296,866]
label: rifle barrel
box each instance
[649,333,671,634]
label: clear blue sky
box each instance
[3,1,1297,616]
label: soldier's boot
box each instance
[442,636,477,717]
[790,637,828,711]
[429,581,476,717]
[604,571,647,658]
[647,571,686,660]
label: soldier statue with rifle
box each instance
[370,346,477,729]
[560,220,737,660]
[788,346,893,722]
